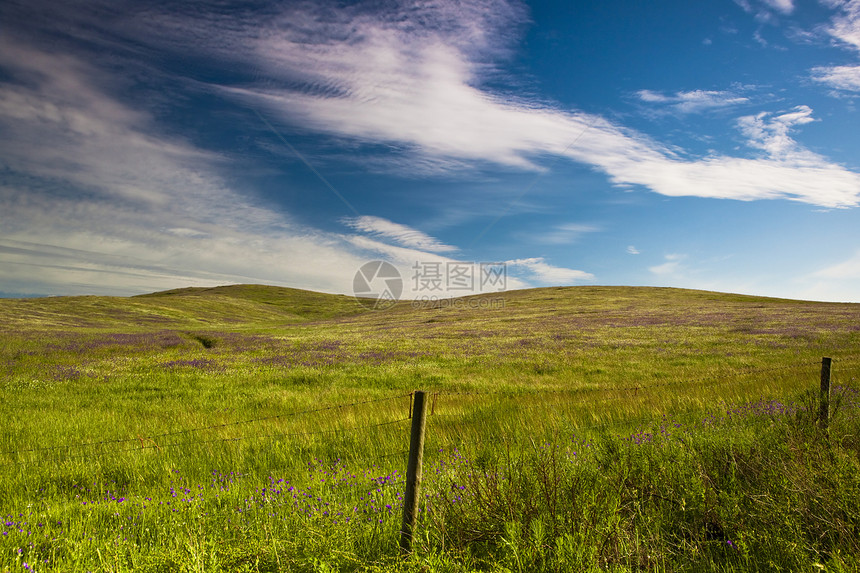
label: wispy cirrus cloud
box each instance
[0,35,379,296]
[21,0,858,209]
[527,223,601,245]
[797,248,860,302]
[2,0,859,301]
[637,89,750,114]
[210,2,860,208]
[342,215,458,253]
[824,0,860,48]
[812,249,860,279]
[0,31,583,297]
[506,258,594,285]
[342,230,540,295]
[341,220,591,291]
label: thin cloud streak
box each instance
[812,249,860,279]
[342,234,533,294]
[736,106,816,159]
[528,223,601,245]
[342,216,458,253]
[826,0,860,50]
[649,254,686,276]
[506,258,594,284]
[636,89,750,114]
[796,248,860,302]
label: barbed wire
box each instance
[423,361,860,449]
[0,392,412,458]
[428,360,821,411]
[421,389,860,457]
[424,413,664,448]
[1,357,853,470]
[373,449,411,460]
[3,417,412,468]
[430,358,820,400]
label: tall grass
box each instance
[1,286,859,570]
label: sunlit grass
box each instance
[1,285,859,570]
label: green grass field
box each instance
[1,285,859,572]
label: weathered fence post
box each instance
[820,357,832,429]
[400,390,427,554]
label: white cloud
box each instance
[736,105,816,159]
[636,89,750,114]
[813,64,860,91]
[530,223,600,245]
[3,0,860,299]
[814,0,860,92]
[342,234,451,266]
[791,249,860,302]
[212,3,860,208]
[26,0,857,209]
[811,249,860,279]
[649,254,686,275]
[627,245,640,255]
[0,37,379,296]
[826,0,860,51]
[0,34,580,298]
[342,216,457,253]
[342,225,546,295]
[637,90,670,103]
[506,257,594,284]
[735,0,795,21]
[763,0,795,15]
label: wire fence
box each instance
[0,354,857,564]
[2,356,855,472]
[0,392,413,459]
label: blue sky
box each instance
[1,0,860,302]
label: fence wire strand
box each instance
[431,359,819,400]
[4,416,413,468]
[1,357,853,471]
[0,392,412,459]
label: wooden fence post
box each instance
[820,357,832,429]
[400,390,427,554]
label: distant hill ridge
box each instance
[0,284,853,331]
[0,284,365,329]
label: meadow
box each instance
[1,285,859,572]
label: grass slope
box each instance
[1,285,859,571]
[0,284,367,329]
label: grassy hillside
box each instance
[0,284,367,329]
[1,285,859,571]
